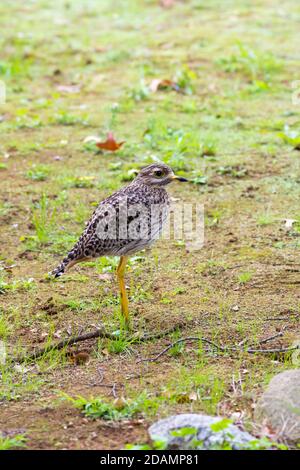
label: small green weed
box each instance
[52,111,89,126]
[0,313,10,338]
[30,194,57,245]
[0,434,27,450]
[174,65,196,95]
[26,164,51,181]
[278,125,300,150]
[217,42,282,81]
[237,272,253,284]
[217,165,247,178]
[0,274,36,295]
[61,391,158,420]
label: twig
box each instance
[12,322,185,364]
[256,331,284,345]
[237,331,283,349]
[246,346,298,354]
[97,367,104,384]
[140,322,186,341]
[13,328,116,363]
[138,336,225,363]
[266,316,299,321]
[111,383,117,398]
[13,329,116,362]
[138,334,300,363]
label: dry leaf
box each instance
[83,135,101,144]
[113,397,127,410]
[3,264,16,272]
[149,78,180,93]
[56,84,81,94]
[72,351,90,365]
[96,132,125,152]
[188,391,198,401]
[174,392,194,404]
[98,273,113,281]
[161,390,172,399]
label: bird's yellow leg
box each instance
[117,256,129,326]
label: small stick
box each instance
[138,336,299,363]
[266,316,299,321]
[256,331,284,345]
[12,322,185,364]
[138,336,225,363]
[246,346,298,354]
[225,330,286,351]
[140,322,186,341]
[111,383,117,398]
[13,328,116,363]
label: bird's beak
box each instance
[171,175,189,182]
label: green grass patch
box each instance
[61,391,159,420]
[0,434,27,450]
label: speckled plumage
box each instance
[51,163,176,277]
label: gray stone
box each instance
[148,414,255,450]
[255,369,300,444]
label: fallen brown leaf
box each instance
[56,84,81,94]
[39,332,48,342]
[96,132,125,152]
[174,392,194,404]
[98,273,113,281]
[83,135,101,144]
[149,78,180,93]
[113,397,127,410]
[188,391,198,401]
[72,351,90,365]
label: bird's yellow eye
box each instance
[154,169,163,177]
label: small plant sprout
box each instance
[237,272,253,284]
[61,391,158,421]
[0,434,27,450]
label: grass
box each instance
[217,42,282,81]
[0,0,299,450]
[257,214,275,226]
[0,363,45,401]
[51,111,89,127]
[0,313,11,339]
[0,275,36,294]
[26,164,51,182]
[0,434,27,450]
[61,391,159,421]
[30,194,57,246]
[106,334,135,355]
[237,272,253,284]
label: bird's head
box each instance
[134,163,188,187]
